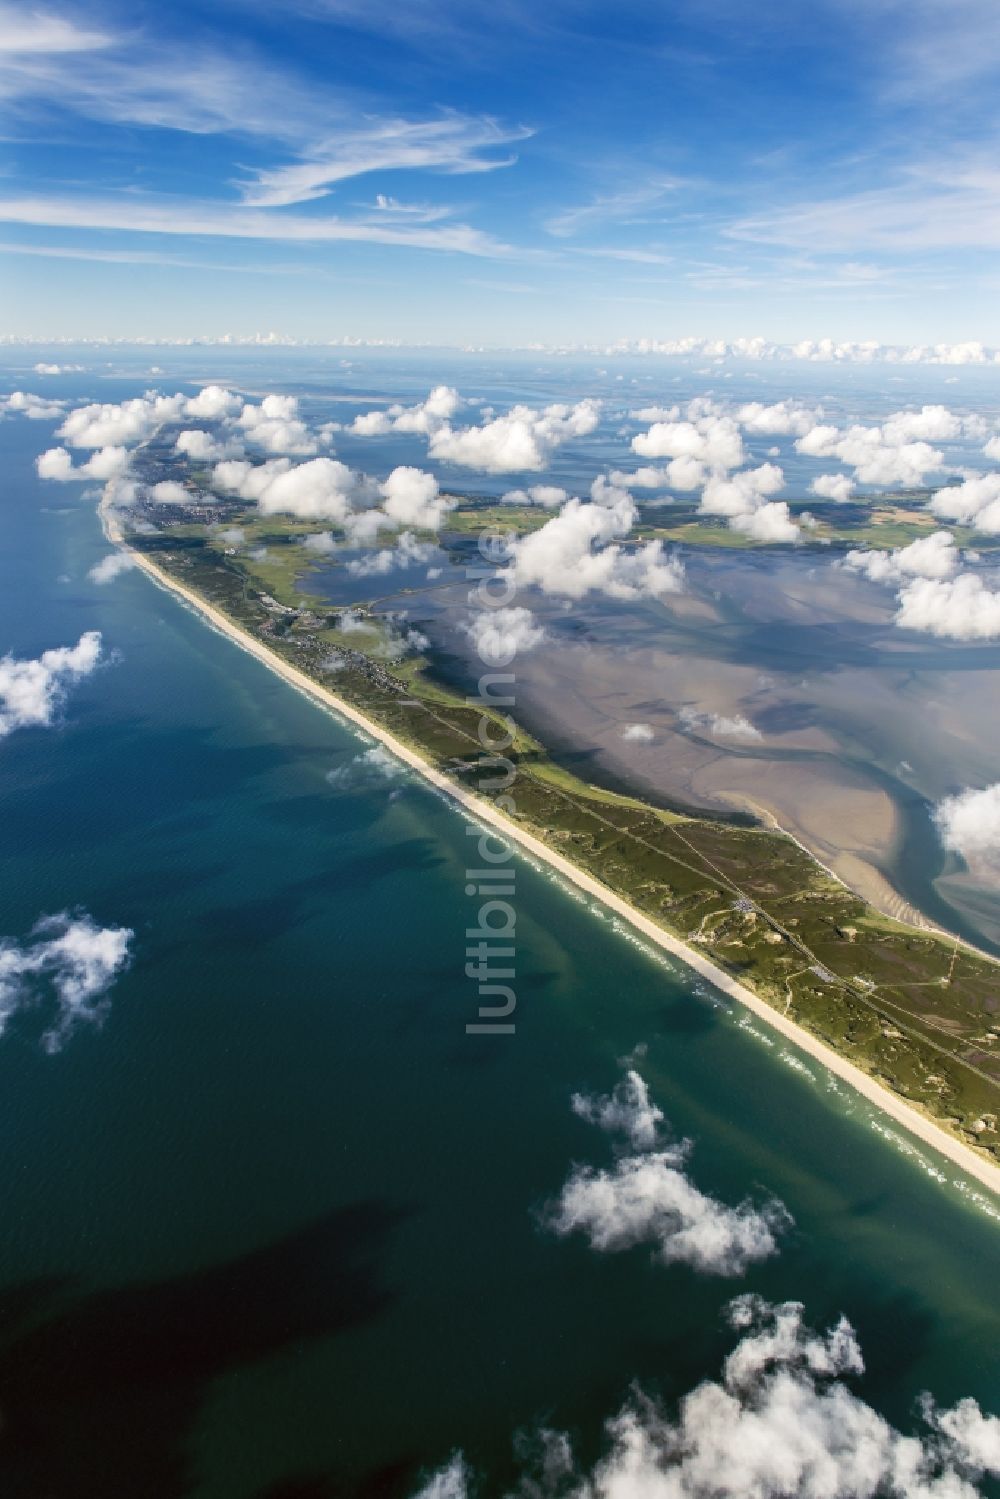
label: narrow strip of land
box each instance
[103,502,1000,1199]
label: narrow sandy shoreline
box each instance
[102,509,1000,1199]
[731,794,953,939]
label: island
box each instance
[102,438,1000,1192]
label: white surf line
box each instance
[101,501,1000,1200]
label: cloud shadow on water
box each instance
[0,1202,408,1499]
[253,1454,420,1499]
[195,838,445,950]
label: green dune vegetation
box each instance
[119,482,1000,1170]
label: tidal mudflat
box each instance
[383,545,1000,952]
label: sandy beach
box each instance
[102,507,1000,1199]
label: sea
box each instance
[1,349,999,1499]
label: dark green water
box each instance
[1,375,1000,1499]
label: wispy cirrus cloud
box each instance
[545,181,680,238]
[6,0,1000,337]
[0,195,514,255]
[730,157,1000,254]
[366,194,456,221]
[0,8,322,143]
[0,240,393,276]
[0,4,110,55]
[236,115,530,208]
[838,0,1000,103]
[573,246,673,264]
[0,3,527,261]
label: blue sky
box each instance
[3,0,1000,345]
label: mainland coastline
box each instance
[101,495,1000,1200]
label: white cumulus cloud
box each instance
[379,466,455,530]
[610,456,709,492]
[1,389,65,419]
[698,463,785,519]
[547,1073,789,1276]
[571,1069,665,1151]
[842,530,959,583]
[500,484,568,507]
[345,409,393,437]
[621,722,655,743]
[632,404,680,421]
[506,490,685,601]
[931,474,1000,535]
[881,405,966,444]
[0,630,103,736]
[736,400,822,437]
[184,384,241,419]
[895,573,1000,640]
[548,1147,788,1274]
[37,388,268,468]
[697,463,797,541]
[411,1453,470,1499]
[420,1297,1000,1499]
[933,784,1000,874]
[345,531,436,576]
[679,707,762,741]
[88,551,138,584]
[794,409,963,488]
[36,444,130,480]
[0,910,133,1051]
[32,387,263,476]
[174,428,244,462]
[391,384,463,435]
[429,399,600,473]
[811,473,856,503]
[148,479,191,504]
[238,393,318,455]
[464,605,545,664]
[220,456,371,522]
[211,454,447,532]
[731,500,801,543]
[632,414,745,472]
[326,744,404,787]
[57,393,184,449]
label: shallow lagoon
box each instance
[385,541,1000,951]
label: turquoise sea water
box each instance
[1,359,1000,1498]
